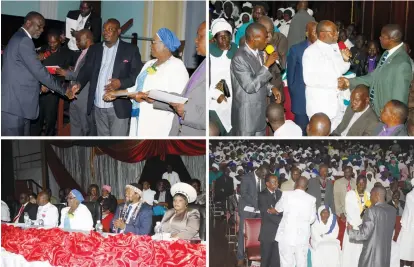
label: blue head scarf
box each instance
[70,189,84,203]
[156,28,181,52]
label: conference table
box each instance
[1,224,206,267]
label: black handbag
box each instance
[221,79,231,98]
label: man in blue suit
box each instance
[287,21,318,135]
[1,12,78,136]
[111,183,153,235]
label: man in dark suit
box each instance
[1,12,78,136]
[231,23,281,136]
[348,186,396,267]
[214,167,234,212]
[76,18,142,136]
[287,1,315,50]
[287,21,318,135]
[372,100,408,136]
[258,174,283,267]
[13,193,38,223]
[332,85,379,136]
[237,164,269,266]
[307,164,335,212]
[66,1,101,51]
[56,29,96,136]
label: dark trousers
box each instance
[31,93,59,136]
[294,113,309,136]
[260,240,280,267]
[1,111,30,136]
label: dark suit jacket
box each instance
[258,189,283,242]
[332,105,379,136]
[287,40,309,115]
[66,10,102,43]
[154,190,173,209]
[77,40,143,118]
[110,203,153,235]
[1,29,66,120]
[15,202,38,223]
[239,172,265,218]
[230,45,273,135]
[372,123,408,136]
[214,175,234,201]
[307,177,335,213]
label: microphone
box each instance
[265,45,283,70]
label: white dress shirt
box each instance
[68,13,91,51]
[36,202,59,227]
[143,189,156,206]
[340,105,369,136]
[1,201,10,222]
[387,42,404,58]
[162,171,180,186]
[303,39,350,120]
[59,203,93,231]
[274,120,303,136]
[275,189,316,245]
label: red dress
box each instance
[102,213,115,232]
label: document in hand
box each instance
[65,18,78,39]
[148,90,188,104]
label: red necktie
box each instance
[347,181,351,192]
[12,205,25,223]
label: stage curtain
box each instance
[45,143,86,196]
[180,155,206,190]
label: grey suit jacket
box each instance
[287,10,315,50]
[153,59,206,136]
[349,202,396,267]
[230,45,273,136]
[332,105,379,136]
[372,123,408,136]
[307,177,335,213]
[1,29,66,120]
[239,172,265,218]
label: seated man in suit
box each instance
[12,193,38,223]
[111,183,153,235]
[76,18,142,136]
[332,84,378,136]
[231,23,281,136]
[1,12,78,136]
[373,99,408,136]
[258,174,283,267]
[66,1,101,52]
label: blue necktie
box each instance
[369,51,389,102]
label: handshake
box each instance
[40,82,80,100]
[338,77,350,90]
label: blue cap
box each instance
[70,189,84,202]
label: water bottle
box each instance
[155,222,163,240]
[24,212,30,227]
[95,220,103,233]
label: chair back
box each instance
[244,218,261,248]
[188,203,206,241]
[83,201,102,228]
[54,203,66,226]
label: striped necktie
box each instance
[369,51,389,102]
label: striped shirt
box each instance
[94,39,120,109]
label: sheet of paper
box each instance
[214,101,232,133]
[65,18,78,39]
[244,206,257,213]
[148,90,188,104]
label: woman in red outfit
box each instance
[101,201,114,232]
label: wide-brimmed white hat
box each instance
[170,182,197,203]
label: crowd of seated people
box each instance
[209,1,414,137]
[209,140,414,267]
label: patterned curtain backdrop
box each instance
[180,155,206,190]
[52,146,146,199]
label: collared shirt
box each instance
[387,42,404,58]
[245,42,262,65]
[74,48,89,71]
[254,171,262,192]
[162,171,180,186]
[341,105,370,136]
[120,202,140,234]
[378,124,404,136]
[94,39,120,109]
[68,13,91,51]
[36,202,59,227]
[21,27,32,39]
[274,120,303,136]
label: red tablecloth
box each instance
[1,224,205,267]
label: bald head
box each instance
[382,24,403,43]
[266,103,285,123]
[295,176,309,190]
[258,15,274,36]
[246,23,267,42]
[76,29,94,50]
[297,1,309,11]
[317,20,338,44]
[371,185,386,204]
[307,113,331,136]
[306,21,318,43]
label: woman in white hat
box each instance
[209,18,238,136]
[157,182,200,240]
